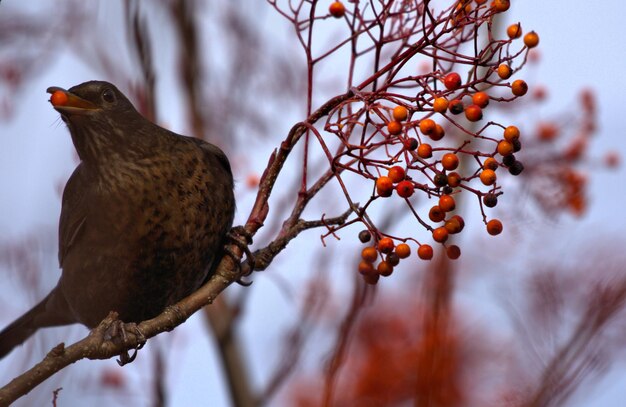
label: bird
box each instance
[0,80,235,358]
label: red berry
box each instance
[387,166,406,183]
[329,1,346,18]
[443,72,462,91]
[396,180,415,198]
[50,90,68,106]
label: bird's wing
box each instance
[58,165,88,267]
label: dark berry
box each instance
[483,193,498,208]
[404,137,419,150]
[449,99,464,115]
[442,186,453,195]
[512,138,522,152]
[434,173,448,186]
[508,160,524,175]
[502,154,516,167]
[358,230,372,243]
[386,253,400,267]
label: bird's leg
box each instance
[224,226,255,286]
[104,320,146,366]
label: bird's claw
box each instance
[225,226,256,281]
[104,320,146,366]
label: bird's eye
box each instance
[101,89,116,104]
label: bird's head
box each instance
[47,81,149,164]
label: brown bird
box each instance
[0,81,235,358]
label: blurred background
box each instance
[0,1,625,406]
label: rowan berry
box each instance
[446,245,461,259]
[492,0,510,12]
[434,173,448,187]
[363,273,380,285]
[429,205,446,222]
[483,193,498,208]
[447,172,462,187]
[395,243,411,259]
[432,227,449,243]
[388,166,405,183]
[439,194,456,212]
[449,99,464,115]
[497,140,514,156]
[441,153,459,171]
[50,90,68,106]
[430,124,445,141]
[361,246,378,262]
[507,23,522,39]
[387,120,403,135]
[385,253,400,267]
[376,176,394,197]
[418,244,434,260]
[511,79,528,96]
[329,1,346,18]
[377,261,394,276]
[378,237,395,254]
[503,125,520,141]
[523,31,540,48]
[480,169,497,186]
[502,154,516,167]
[404,137,419,150]
[472,92,490,108]
[508,160,524,175]
[445,215,465,234]
[443,72,462,91]
[483,157,499,171]
[497,64,512,80]
[512,138,522,152]
[418,143,433,159]
[433,97,449,113]
[465,104,483,122]
[358,260,376,275]
[358,230,372,243]
[419,118,437,135]
[396,180,415,198]
[486,219,503,235]
[393,105,409,121]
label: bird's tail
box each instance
[0,291,72,359]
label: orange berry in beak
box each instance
[50,90,68,107]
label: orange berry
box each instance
[503,125,520,141]
[432,227,449,243]
[387,166,406,183]
[419,118,437,135]
[492,0,510,12]
[464,104,483,122]
[507,23,522,39]
[446,245,461,259]
[438,194,456,212]
[377,261,394,276]
[396,180,415,198]
[329,1,346,18]
[361,246,378,263]
[441,153,459,171]
[523,31,540,48]
[418,244,434,260]
[443,72,462,91]
[483,157,499,171]
[511,79,528,96]
[50,90,68,107]
[393,105,409,121]
[378,237,395,254]
[387,120,403,135]
[358,260,376,275]
[497,140,514,156]
[486,219,503,235]
[376,176,394,197]
[447,172,462,187]
[429,205,446,222]
[479,169,497,186]
[444,216,464,234]
[472,92,490,108]
[417,143,433,159]
[430,124,445,141]
[433,97,449,113]
[497,64,512,80]
[395,243,411,259]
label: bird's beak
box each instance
[46,86,99,115]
